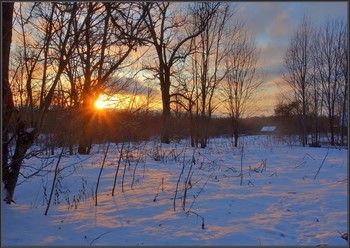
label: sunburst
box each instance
[95,99,108,109]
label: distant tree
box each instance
[222,27,262,147]
[173,3,235,148]
[274,100,300,135]
[141,2,219,144]
[64,2,148,154]
[282,16,314,147]
[309,36,323,147]
[313,19,346,146]
[274,100,300,117]
[192,3,235,148]
[337,20,348,146]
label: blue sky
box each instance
[234,1,348,116]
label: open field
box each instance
[2,136,348,246]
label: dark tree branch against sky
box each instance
[235,2,347,116]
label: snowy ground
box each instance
[2,135,348,246]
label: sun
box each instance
[95,99,107,109]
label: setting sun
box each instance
[94,95,119,109]
[94,93,162,111]
[95,99,107,109]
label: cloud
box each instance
[238,2,346,47]
[258,45,285,66]
[233,1,346,116]
[268,12,293,39]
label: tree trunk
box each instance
[234,129,239,147]
[5,128,36,204]
[301,92,307,147]
[199,115,207,148]
[2,2,15,187]
[302,114,307,147]
[78,134,87,154]
[312,88,319,146]
[67,111,75,155]
[231,117,239,147]
[329,112,335,146]
[78,130,91,154]
[78,106,93,154]
[160,71,171,144]
[189,107,195,147]
[161,92,171,144]
[340,88,347,147]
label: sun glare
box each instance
[95,99,107,109]
[94,93,162,111]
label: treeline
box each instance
[281,16,348,147]
[15,108,337,149]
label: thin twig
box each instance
[95,141,110,206]
[187,172,213,212]
[131,142,146,189]
[182,149,196,211]
[153,177,164,202]
[240,145,244,186]
[173,146,188,211]
[303,153,316,160]
[313,148,329,181]
[186,210,205,230]
[122,142,131,193]
[112,142,124,196]
[44,146,65,215]
[89,231,112,246]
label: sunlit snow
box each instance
[2,136,348,246]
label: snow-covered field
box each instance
[2,135,348,246]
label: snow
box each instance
[2,136,348,246]
[26,127,35,133]
[260,126,277,132]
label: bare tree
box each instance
[337,20,348,146]
[63,2,148,154]
[3,2,81,204]
[222,28,262,147]
[171,57,197,146]
[309,31,323,147]
[2,2,15,188]
[171,3,235,147]
[313,19,345,146]
[190,3,235,148]
[141,2,219,144]
[282,17,347,147]
[282,16,314,147]
[274,99,300,138]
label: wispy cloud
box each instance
[235,1,347,115]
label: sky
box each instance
[9,2,348,117]
[233,1,348,116]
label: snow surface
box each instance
[260,126,277,132]
[2,136,348,246]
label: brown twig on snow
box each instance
[313,148,329,181]
[95,142,110,206]
[44,146,65,215]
